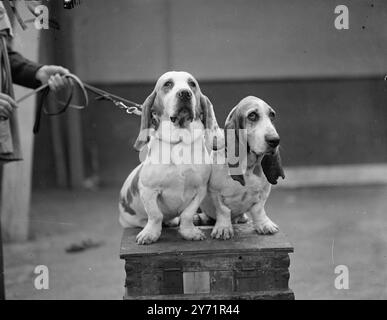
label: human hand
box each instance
[0,93,17,120]
[35,65,71,92]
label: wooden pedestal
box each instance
[120,224,294,300]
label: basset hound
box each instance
[200,96,285,239]
[119,71,223,245]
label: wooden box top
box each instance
[120,224,293,259]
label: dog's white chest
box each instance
[140,137,210,215]
[140,163,208,216]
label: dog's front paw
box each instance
[179,227,206,241]
[136,226,161,245]
[211,223,234,240]
[254,218,279,235]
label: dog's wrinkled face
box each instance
[226,96,280,156]
[225,96,284,186]
[241,97,280,155]
[134,71,224,152]
[153,71,200,128]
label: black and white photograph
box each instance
[0,0,386,303]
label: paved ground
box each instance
[3,185,387,299]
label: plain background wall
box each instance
[32,0,387,187]
[70,0,387,82]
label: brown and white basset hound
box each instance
[119,71,223,245]
[200,96,285,239]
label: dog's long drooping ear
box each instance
[133,90,156,151]
[224,107,248,186]
[261,149,285,185]
[200,94,225,151]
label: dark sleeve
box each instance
[8,47,43,89]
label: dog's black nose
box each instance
[177,90,192,100]
[265,136,280,148]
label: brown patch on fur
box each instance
[120,198,136,216]
[121,165,142,216]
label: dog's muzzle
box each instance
[170,90,194,127]
[177,89,192,102]
[264,135,280,154]
[266,136,280,149]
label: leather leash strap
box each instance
[14,73,142,134]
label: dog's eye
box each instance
[269,111,276,121]
[247,112,259,122]
[164,81,173,88]
[188,80,196,88]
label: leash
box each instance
[15,73,142,134]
